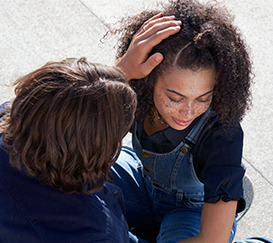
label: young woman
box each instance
[0,58,137,242]
[111,0,253,242]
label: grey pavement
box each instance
[0,0,272,241]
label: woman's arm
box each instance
[177,200,237,243]
[115,13,181,80]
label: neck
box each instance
[154,108,169,127]
[143,107,169,136]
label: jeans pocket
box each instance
[184,194,204,208]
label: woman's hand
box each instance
[115,13,182,80]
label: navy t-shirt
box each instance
[0,103,129,243]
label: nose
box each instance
[179,102,195,119]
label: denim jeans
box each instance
[111,142,237,243]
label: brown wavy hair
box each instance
[115,0,253,125]
[1,58,136,194]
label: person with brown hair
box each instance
[0,57,137,242]
[110,0,253,242]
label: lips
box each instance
[172,117,193,127]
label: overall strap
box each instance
[175,109,213,200]
[182,108,213,152]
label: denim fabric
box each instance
[111,109,237,242]
[111,142,236,242]
[132,109,212,199]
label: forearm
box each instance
[176,200,237,243]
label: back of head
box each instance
[116,0,252,126]
[1,57,136,194]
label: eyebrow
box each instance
[166,88,214,98]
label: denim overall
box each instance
[133,109,213,206]
[111,109,236,243]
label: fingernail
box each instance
[176,20,182,25]
[155,55,162,62]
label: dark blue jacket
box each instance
[0,135,129,243]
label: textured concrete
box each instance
[0,0,272,241]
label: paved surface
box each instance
[0,0,272,241]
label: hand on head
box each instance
[115,13,181,80]
[115,0,252,127]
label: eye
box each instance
[197,99,210,103]
[197,95,213,103]
[169,96,182,103]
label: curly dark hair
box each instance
[115,0,253,125]
[1,58,136,194]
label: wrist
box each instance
[115,57,132,81]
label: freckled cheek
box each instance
[156,94,176,115]
[193,102,211,116]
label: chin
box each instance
[170,123,190,131]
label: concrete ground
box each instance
[0,0,272,241]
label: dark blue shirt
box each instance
[0,103,129,243]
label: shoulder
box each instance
[0,101,11,118]
[193,113,244,175]
[0,136,128,242]
[0,170,128,242]
[202,113,243,140]
[192,114,246,211]
[194,113,243,163]
[0,148,42,242]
